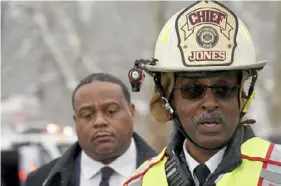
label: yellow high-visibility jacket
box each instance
[124,130,281,186]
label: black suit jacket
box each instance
[25,132,157,186]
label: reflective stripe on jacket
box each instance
[124,137,281,186]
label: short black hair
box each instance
[72,73,131,110]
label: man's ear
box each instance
[129,103,136,118]
[73,114,79,132]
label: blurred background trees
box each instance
[1,1,280,151]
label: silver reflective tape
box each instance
[261,169,281,184]
[266,144,281,175]
[127,178,142,186]
[261,178,281,186]
[270,144,281,162]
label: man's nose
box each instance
[201,88,219,111]
[93,112,108,128]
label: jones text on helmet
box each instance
[188,51,226,62]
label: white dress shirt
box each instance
[183,139,226,186]
[80,137,137,186]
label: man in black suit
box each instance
[25,73,157,186]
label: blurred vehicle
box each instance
[1,149,20,186]
[1,123,77,185]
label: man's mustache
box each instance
[194,111,226,125]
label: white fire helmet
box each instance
[146,1,266,72]
[147,0,267,123]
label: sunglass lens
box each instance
[181,85,206,99]
[213,85,236,99]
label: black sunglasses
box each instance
[174,84,240,100]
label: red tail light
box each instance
[18,170,27,181]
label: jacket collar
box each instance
[166,125,255,185]
[42,132,156,186]
[42,143,81,186]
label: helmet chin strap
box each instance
[153,70,258,151]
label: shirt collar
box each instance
[183,139,226,175]
[81,137,137,179]
[110,137,137,177]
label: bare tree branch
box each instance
[32,8,78,91]
[270,3,281,128]
[77,1,95,25]
[52,2,103,73]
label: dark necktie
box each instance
[194,164,210,186]
[99,166,114,186]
